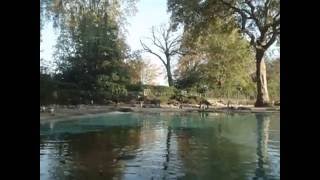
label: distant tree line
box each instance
[40,0,279,106]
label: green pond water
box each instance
[40,112,280,180]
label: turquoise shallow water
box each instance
[40,112,280,180]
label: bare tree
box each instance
[140,25,182,87]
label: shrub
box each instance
[143,85,176,97]
[167,99,180,105]
[126,83,144,91]
[158,96,170,104]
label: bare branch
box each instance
[244,0,263,32]
[245,0,255,15]
[264,0,271,25]
[140,40,167,66]
[221,1,249,30]
[168,35,182,50]
[169,49,183,56]
[274,17,280,26]
[151,27,166,53]
[263,25,279,49]
[244,29,256,47]
[263,33,277,49]
[265,0,271,8]
[221,1,251,16]
[274,11,280,19]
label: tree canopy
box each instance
[175,19,256,98]
[40,0,138,104]
[167,0,280,106]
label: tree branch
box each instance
[263,26,279,49]
[244,29,256,47]
[244,0,263,32]
[140,40,167,67]
[264,0,271,25]
[274,11,280,19]
[168,35,182,50]
[221,0,249,30]
[169,49,184,56]
[151,27,166,53]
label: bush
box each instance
[182,97,197,104]
[169,92,202,104]
[187,96,201,104]
[158,96,170,104]
[143,85,176,97]
[126,83,144,91]
[40,75,58,105]
[55,89,81,105]
[170,93,184,102]
[167,99,180,105]
[143,97,160,104]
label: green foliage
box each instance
[167,0,280,47]
[40,0,136,105]
[126,83,144,92]
[126,57,144,84]
[143,85,177,97]
[266,59,280,100]
[175,19,256,99]
[167,94,201,105]
[96,75,128,102]
[55,10,129,85]
[158,96,170,104]
[40,74,56,105]
[168,0,280,105]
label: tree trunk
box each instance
[255,49,270,107]
[166,65,174,87]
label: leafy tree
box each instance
[41,0,136,103]
[40,0,138,99]
[168,0,280,106]
[175,19,255,98]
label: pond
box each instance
[40,112,280,180]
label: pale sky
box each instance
[40,21,58,72]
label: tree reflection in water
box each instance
[254,113,271,179]
[40,112,279,180]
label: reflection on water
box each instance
[40,112,280,180]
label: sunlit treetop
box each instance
[167,0,279,51]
